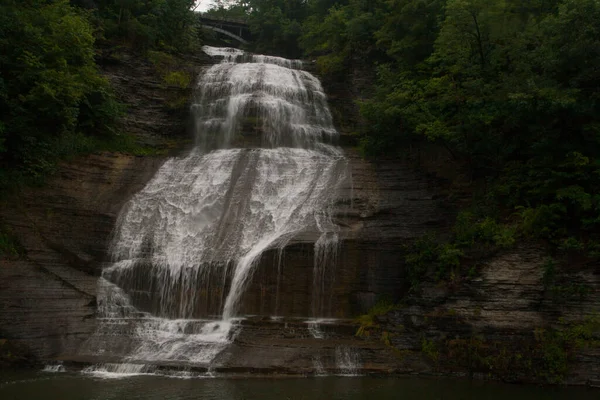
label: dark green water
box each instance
[1,372,598,400]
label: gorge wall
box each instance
[0,48,597,387]
[0,49,203,362]
[0,48,448,360]
[0,48,449,365]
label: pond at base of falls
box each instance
[1,373,598,400]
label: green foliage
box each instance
[0,224,24,259]
[301,0,389,77]
[454,211,517,248]
[93,0,199,51]
[164,71,192,89]
[533,327,569,384]
[427,316,599,384]
[404,209,520,287]
[147,50,193,109]
[550,284,592,303]
[226,0,309,58]
[404,234,465,287]
[148,51,192,89]
[370,297,398,316]
[0,0,123,187]
[315,53,347,78]
[0,0,197,192]
[542,257,557,289]
[421,338,439,363]
[355,298,399,337]
[531,317,600,383]
[446,336,493,376]
[404,235,441,287]
[557,316,600,349]
[295,0,600,257]
[541,257,592,302]
[375,0,444,66]
[204,0,250,20]
[380,330,393,346]
[148,50,177,68]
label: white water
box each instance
[201,46,303,69]
[82,363,152,379]
[42,363,65,373]
[335,346,361,376]
[307,321,326,339]
[312,355,326,376]
[312,233,340,317]
[81,46,349,373]
[81,363,215,380]
[305,318,338,339]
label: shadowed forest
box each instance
[0,0,198,187]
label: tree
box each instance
[93,0,198,50]
[301,0,388,76]
[244,0,309,58]
[0,0,119,181]
[375,0,445,68]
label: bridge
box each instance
[198,15,251,44]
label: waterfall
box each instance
[80,46,349,371]
[312,355,326,376]
[335,346,361,376]
[42,363,65,373]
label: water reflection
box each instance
[0,373,598,400]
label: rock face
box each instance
[0,47,450,366]
[98,50,204,148]
[1,50,597,387]
[214,317,398,375]
[0,153,165,360]
[370,246,600,385]
[237,149,451,318]
[0,49,206,363]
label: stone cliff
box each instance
[0,49,450,367]
[322,70,600,386]
[351,245,599,386]
[0,49,206,364]
[0,50,597,387]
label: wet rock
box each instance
[375,245,600,385]
[0,49,206,359]
[3,49,597,387]
[0,50,452,364]
[0,153,164,358]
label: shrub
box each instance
[164,71,191,89]
[355,298,399,338]
[0,224,24,259]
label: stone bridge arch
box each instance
[198,15,251,45]
[202,25,249,45]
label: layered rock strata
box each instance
[2,49,596,388]
[0,50,207,361]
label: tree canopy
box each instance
[0,0,199,187]
[213,0,600,260]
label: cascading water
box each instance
[335,346,361,376]
[79,46,349,373]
